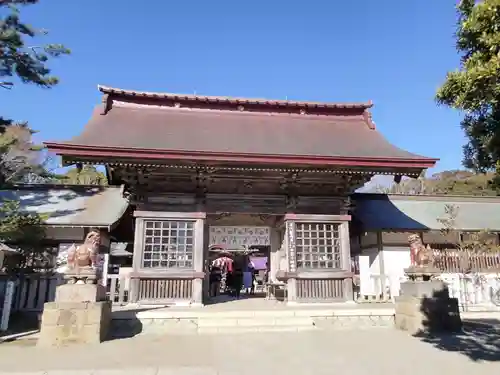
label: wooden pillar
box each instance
[129,217,144,303]
[269,227,281,282]
[192,218,205,306]
[202,221,210,303]
[377,232,387,299]
[341,221,354,302]
[285,220,297,302]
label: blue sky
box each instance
[2,0,463,177]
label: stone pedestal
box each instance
[395,268,462,335]
[55,283,106,303]
[38,282,112,347]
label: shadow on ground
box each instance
[107,306,171,341]
[414,289,500,362]
[204,293,268,305]
[0,312,38,337]
[0,312,39,345]
[416,321,500,362]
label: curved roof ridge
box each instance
[98,85,373,110]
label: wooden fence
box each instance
[433,250,500,273]
[107,275,130,305]
[0,274,61,313]
[0,274,131,314]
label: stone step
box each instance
[198,325,317,334]
[111,306,397,336]
[196,316,315,328]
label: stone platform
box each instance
[38,282,112,346]
[110,299,396,335]
[395,278,462,335]
[38,301,111,346]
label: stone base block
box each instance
[55,283,106,303]
[37,301,112,347]
[400,280,449,299]
[395,295,462,335]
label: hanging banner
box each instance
[209,226,270,248]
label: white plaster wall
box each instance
[358,247,380,295]
[358,246,410,298]
[361,247,380,274]
[438,273,500,310]
[376,246,500,309]
[356,254,372,295]
[381,246,411,297]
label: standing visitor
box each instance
[232,266,244,299]
[209,266,222,297]
[243,258,255,294]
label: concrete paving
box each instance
[0,326,499,374]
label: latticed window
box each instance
[142,220,194,268]
[295,223,341,269]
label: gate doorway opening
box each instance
[207,245,270,304]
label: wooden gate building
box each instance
[45,86,437,305]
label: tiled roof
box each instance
[353,193,500,231]
[0,185,129,228]
[58,105,431,160]
[45,86,437,169]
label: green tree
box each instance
[0,199,47,272]
[59,165,108,185]
[0,124,54,186]
[0,0,69,184]
[437,1,500,181]
[0,0,70,90]
[426,170,497,195]
[375,170,498,196]
[1,0,70,130]
[0,1,68,271]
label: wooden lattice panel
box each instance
[142,220,195,269]
[138,278,193,302]
[296,279,345,301]
[295,223,341,269]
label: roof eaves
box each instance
[44,223,112,229]
[353,193,500,202]
[44,143,438,170]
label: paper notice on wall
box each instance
[209,226,271,248]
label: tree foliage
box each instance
[437,0,500,177]
[1,0,70,130]
[438,204,499,250]
[0,1,69,271]
[0,198,48,272]
[59,165,108,185]
[0,0,70,186]
[376,170,499,196]
[0,0,70,89]
[0,0,69,185]
[0,124,54,186]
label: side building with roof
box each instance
[0,184,131,272]
[44,85,439,306]
[352,193,500,297]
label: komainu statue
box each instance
[408,234,434,267]
[65,229,101,284]
[406,234,439,281]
